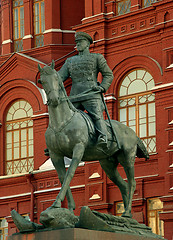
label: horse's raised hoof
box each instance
[121,212,133,218]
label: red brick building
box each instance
[0,0,173,239]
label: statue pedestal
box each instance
[8,228,162,240]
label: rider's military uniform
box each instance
[58,33,114,143]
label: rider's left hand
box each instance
[92,85,105,92]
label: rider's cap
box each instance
[75,32,93,44]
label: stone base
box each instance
[8,228,163,240]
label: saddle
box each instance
[79,110,114,143]
[78,110,96,138]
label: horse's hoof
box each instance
[121,212,133,218]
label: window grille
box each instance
[34,0,45,47]
[0,219,8,240]
[147,198,164,237]
[5,100,34,175]
[116,202,124,216]
[13,0,24,52]
[142,0,157,8]
[116,0,131,16]
[118,69,156,154]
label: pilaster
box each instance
[44,0,62,45]
[1,0,13,54]
[130,0,140,12]
[32,113,49,170]
[23,0,33,50]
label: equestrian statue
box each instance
[37,32,149,219]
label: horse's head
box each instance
[38,60,62,107]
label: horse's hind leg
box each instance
[49,151,75,212]
[99,158,129,211]
[117,149,136,218]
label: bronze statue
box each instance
[11,33,166,240]
[58,32,114,147]
[38,59,149,218]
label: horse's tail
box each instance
[136,136,149,160]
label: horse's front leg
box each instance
[49,151,75,212]
[53,143,85,208]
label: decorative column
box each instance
[1,0,13,54]
[44,0,62,45]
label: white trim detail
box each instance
[170,164,173,168]
[131,4,140,8]
[93,38,105,43]
[0,192,31,200]
[89,193,101,200]
[167,63,173,69]
[44,29,75,34]
[89,172,101,179]
[104,96,116,101]
[32,113,49,118]
[82,12,114,21]
[0,184,85,200]
[169,141,173,146]
[2,39,13,45]
[160,210,173,214]
[34,184,85,195]
[151,82,173,91]
[27,81,47,104]
[23,35,33,40]
[0,172,28,180]
[123,174,159,181]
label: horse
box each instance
[38,61,149,218]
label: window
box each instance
[147,198,164,237]
[118,69,156,154]
[13,0,24,52]
[0,219,8,240]
[116,202,124,216]
[142,0,157,8]
[116,0,131,15]
[33,0,45,47]
[5,100,34,175]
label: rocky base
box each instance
[10,206,165,239]
[77,206,164,239]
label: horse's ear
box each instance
[38,64,42,72]
[51,60,55,69]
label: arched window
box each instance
[5,100,34,175]
[118,69,156,154]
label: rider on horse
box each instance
[58,32,114,148]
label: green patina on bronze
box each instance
[38,59,149,218]
[11,33,166,239]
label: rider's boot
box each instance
[95,119,108,148]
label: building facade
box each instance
[0,0,173,239]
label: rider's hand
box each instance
[92,85,105,93]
